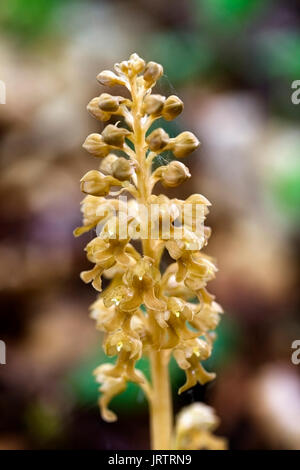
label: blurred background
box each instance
[0,0,299,450]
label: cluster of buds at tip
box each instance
[75,53,225,450]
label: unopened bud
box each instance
[102,124,130,148]
[100,153,119,174]
[129,53,146,74]
[98,93,122,112]
[83,133,110,158]
[146,128,169,152]
[161,161,191,187]
[143,61,163,86]
[112,157,134,181]
[185,194,211,206]
[172,131,200,158]
[162,95,184,121]
[80,170,119,196]
[115,54,145,77]
[97,70,126,87]
[143,94,165,115]
[87,97,111,122]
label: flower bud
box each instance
[98,93,121,112]
[115,54,145,77]
[87,97,111,122]
[97,70,126,87]
[83,133,110,158]
[80,170,119,196]
[99,153,119,174]
[102,124,130,148]
[161,161,191,187]
[185,194,211,206]
[128,53,146,74]
[172,131,200,158]
[143,94,165,115]
[162,95,184,121]
[143,61,163,86]
[115,60,129,75]
[112,157,134,181]
[146,128,169,152]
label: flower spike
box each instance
[75,53,226,450]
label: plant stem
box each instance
[149,350,172,450]
[130,76,173,450]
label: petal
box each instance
[116,250,132,266]
[92,273,103,292]
[161,327,179,349]
[98,379,126,423]
[80,265,102,283]
[73,223,95,237]
[122,292,143,311]
[125,360,145,384]
[154,310,170,329]
[173,350,190,370]
[102,284,128,308]
[178,369,197,394]
[176,261,187,283]
[196,363,216,385]
[166,240,184,260]
[143,286,166,311]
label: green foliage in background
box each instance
[145,0,300,121]
[195,0,267,32]
[258,32,300,80]
[24,401,62,443]
[0,0,71,41]
[204,315,240,371]
[66,350,184,414]
[270,165,300,222]
[148,32,214,85]
[148,117,182,170]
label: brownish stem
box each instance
[149,350,172,450]
[130,75,173,450]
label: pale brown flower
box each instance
[76,53,225,450]
[175,403,227,450]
